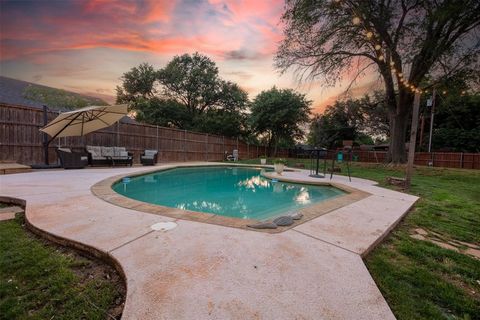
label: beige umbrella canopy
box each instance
[40,104,128,140]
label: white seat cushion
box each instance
[101,146,114,157]
[87,145,102,158]
[144,150,157,157]
[114,147,126,157]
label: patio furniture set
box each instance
[56,146,158,169]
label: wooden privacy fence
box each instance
[1,103,479,169]
[0,104,289,165]
[324,150,480,170]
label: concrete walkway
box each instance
[0,163,418,319]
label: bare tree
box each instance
[276,0,480,163]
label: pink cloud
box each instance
[0,0,377,112]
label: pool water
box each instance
[112,166,345,221]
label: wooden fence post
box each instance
[205,134,208,161]
[184,129,187,162]
[222,136,225,160]
[116,122,120,146]
[156,125,159,152]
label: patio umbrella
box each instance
[40,104,128,140]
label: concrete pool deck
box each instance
[0,162,418,319]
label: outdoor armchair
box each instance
[140,149,158,166]
[56,148,88,169]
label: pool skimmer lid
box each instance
[150,222,177,231]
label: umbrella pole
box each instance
[44,112,83,164]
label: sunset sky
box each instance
[0,0,378,113]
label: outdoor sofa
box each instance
[85,145,133,166]
[140,149,158,165]
[56,148,89,169]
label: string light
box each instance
[338,1,433,96]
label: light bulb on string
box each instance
[352,16,361,25]
[366,31,373,39]
[390,61,395,67]
[378,55,384,61]
[375,44,381,50]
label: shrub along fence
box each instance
[0,103,288,165]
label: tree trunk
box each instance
[386,90,413,163]
[388,112,408,163]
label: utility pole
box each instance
[405,92,421,190]
[427,88,436,153]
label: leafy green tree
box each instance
[430,93,480,152]
[116,63,157,107]
[276,0,480,163]
[157,53,221,115]
[309,94,389,148]
[116,53,249,137]
[250,87,311,155]
[193,109,246,137]
[135,98,191,128]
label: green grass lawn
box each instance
[0,214,124,320]
[238,158,480,320]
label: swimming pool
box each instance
[112,166,346,221]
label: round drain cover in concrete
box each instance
[150,222,177,231]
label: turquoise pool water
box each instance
[112,166,345,221]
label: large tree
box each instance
[309,93,389,148]
[276,0,480,163]
[250,87,311,155]
[116,53,249,137]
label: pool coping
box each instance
[91,163,370,233]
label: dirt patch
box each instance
[410,227,480,260]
